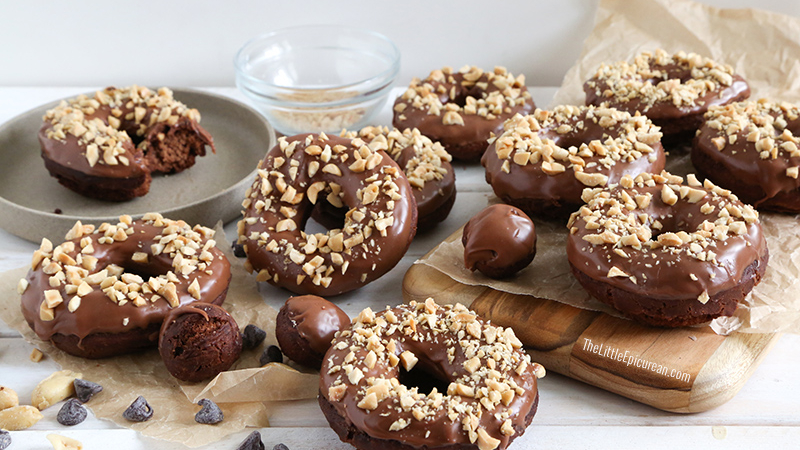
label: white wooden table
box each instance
[1,87,797,449]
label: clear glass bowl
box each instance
[235,25,400,136]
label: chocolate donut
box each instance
[319,298,544,450]
[159,303,243,382]
[39,86,215,201]
[584,49,750,144]
[482,106,665,218]
[393,66,535,162]
[462,205,536,279]
[693,99,800,212]
[567,172,768,327]
[19,213,231,359]
[316,127,456,232]
[275,295,350,369]
[238,133,417,296]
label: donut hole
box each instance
[398,363,450,397]
[647,212,697,239]
[308,199,347,233]
[548,128,608,149]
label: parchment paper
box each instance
[0,227,319,447]
[418,0,800,335]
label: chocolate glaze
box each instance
[282,295,350,355]
[462,205,537,279]
[585,60,750,138]
[693,101,800,211]
[567,183,767,301]
[21,221,231,345]
[38,87,215,200]
[482,108,666,217]
[320,302,538,449]
[394,145,456,228]
[240,133,417,296]
[393,68,535,161]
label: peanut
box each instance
[47,434,84,450]
[0,386,19,410]
[31,370,83,410]
[30,348,44,362]
[0,405,43,430]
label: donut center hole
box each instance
[398,363,450,396]
[301,200,347,235]
[648,213,693,238]
[549,129,607,149]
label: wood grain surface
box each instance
[403,227,781,413]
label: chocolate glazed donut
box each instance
[693,99,800,212]
[316,127,456,233]
[567,172,768,327]
[393,66,535,162]
[319,299,544,450]
[238,133,417,296]
[19,213,231,359]
[482,106,665,218]
[584,49,750,144]
[39,86,215,201]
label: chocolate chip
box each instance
[194,398,223,424]
[57,398,87,426]
[242,324,267,350]
[0,430,10,450]
[273,444,289,450]
[259,345,283,366]
[74,378,103,403]
[236,431,264,450]
[232,241,247,258]
[123,395,153,422]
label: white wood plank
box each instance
[5,426,799,450]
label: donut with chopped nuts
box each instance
[482,106,666,218]
[393,66,535,162]
[584,49,750,144]
[19,213,231,359]
[566,171,768,327]
[316,127,456,232]
[319,298,544,450]
[159,303,242,382]
[39,86,215,201]
[237,133,417,296]
[692,99,800,212]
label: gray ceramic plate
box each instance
[0,88,274,243]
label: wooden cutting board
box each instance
[403,227,781,413]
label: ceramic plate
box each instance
[0,88,274,243]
